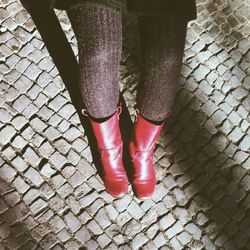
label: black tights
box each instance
[69,0,188,122]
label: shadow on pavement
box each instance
[20,0,135,189]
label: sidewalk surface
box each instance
[0,0,250,249]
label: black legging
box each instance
[68,0,188,122]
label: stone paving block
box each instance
[173,187,189,206]
[43,82,62,99]
[202,99,218,116]
[3,190,20,207]
[0,107,12,123]
[195,211,209,226]
[57,228,71,242]
[185,222,202,240]
[58,119,71,133]
[87,219,103,235]
[64,211,81,233]
[44,126,61,141]
[22,103,39,118]
[211,110,227,126]
[210,90,225,106]
[122,219,143,240]
[51,174,66,189]
[67,149,81,165]
[5,53,20,68]
[39,141,55,158]
[153,232,167,248]
[2,146,15,161]
[57,183,73,199]
[68,170,85,188]
[116,210,132,227]
[22,187,40,205]
[201,235,216,250]
[194,65,210,81]
[41,163,56,177]
[0,124,16,145]
[159,213,176,231]
[72,138,88,152]
[63,126,82,142]
[48,194,66,214]
[240,174,250,191]
[162,194,176,209]
[86,198,105,217]
[169,237,183,250]
[126,200,144,220]
[12,175,30,194]
[114,195,132,213]
[39,182,54,199]
[143,241,158,250]
[176,231,192,246]
[140,208,157,227]
[23,146,41,166]
[49,216,66,235]
[37,106,54,121]
[242,157,250,170]
[0,223,10,240]
[24,63,42,81]
[228,126,245,143]
[79,191,99,208]
[112,233,126,245]
[11,134,27,150]
[35,56,52,72]
[131,233,148,249]
[57,103,76,120]
[34,93,49,108]
[165,221,184,239]
[15,57,31,73]
[50,152,68,170]
[24,167,44,187]
[0,164,16,181]
[85,240,99,250]
[39,233,58,249]
[227,111,242,126]
[96,233,112,249]
[104,204,119,222]
[234,150,249,163]
[239,134,250,151]
[75,226,91,244]
[66,195,81,214]
[48,113,64,128]
[30,198,47,216]
[87,175,104,192]
[162,174,177,190]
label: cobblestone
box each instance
[0,0,249,248]
[64,211,81,233]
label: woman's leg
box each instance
[136,14,188,122]
[70,0,123,120]
[69,1,128,198]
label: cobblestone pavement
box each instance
[0,0,250,249]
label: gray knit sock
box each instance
[136,15,188,122]
[70,0,122,119]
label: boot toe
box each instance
[105,177,128,198]
[132,179,156,200]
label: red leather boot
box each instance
[128,108,165,200]
[82,103,128,198]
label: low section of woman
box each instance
[53,0,197,199]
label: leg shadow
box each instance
[158,86,250,249]
[20,0,134,188]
